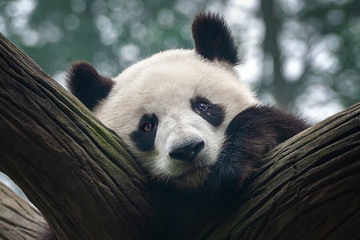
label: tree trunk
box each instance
[260,0,296,110]
[0,33,359,239]
[0,182,48,240]
[0,33,156,240]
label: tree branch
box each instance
[0,182,47,240]
[0,33,155,240]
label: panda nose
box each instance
[169,140,205,162]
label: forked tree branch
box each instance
[0,33,359,240]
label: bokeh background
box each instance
[1,0,360,197]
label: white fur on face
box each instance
[94,49,258,188]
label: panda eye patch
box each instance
[131,114,158,152]
[191,96,224,127]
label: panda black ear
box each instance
[66,61,114,110]
[191,12,239,65]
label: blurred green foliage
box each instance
[1,0,223,77]
[272,0,360,111]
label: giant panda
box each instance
[43,12,309,239]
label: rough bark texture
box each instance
[0,33,155,240]
[0,33,359,240]
[0,183,47,240]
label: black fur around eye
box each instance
[191,96,224,127]
[131,114,158,151]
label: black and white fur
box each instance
[43,12,309,239]
[68,12,308,194]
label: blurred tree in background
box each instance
[259,0,360,119]
[0,0,222,79]
[0,0,359,119]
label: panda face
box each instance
[93,50,258,187]
[67,13,259,188]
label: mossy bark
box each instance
[0,33,155,240]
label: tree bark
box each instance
[0,33,359,240]
[0,182,47,240]
[0,33,156,240]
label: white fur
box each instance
[94,49,259,187]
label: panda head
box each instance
[67,13,258,188]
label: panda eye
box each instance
[143,122,154,132]
[191,96,224,127]
[131,114,158,152]
[198,102,208,112]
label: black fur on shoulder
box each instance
[191,12,239,65]
[204,105,310,197]
[67,61,114,110]
[39,224,57,240]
